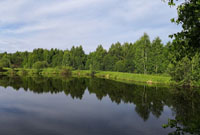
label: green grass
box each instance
[71,70,174,85]
[72,70,92,76]
[0,68,174,85]
[95,71,173,85]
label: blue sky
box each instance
[0,0,180,53]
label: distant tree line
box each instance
[1,32,200,85]
[0,33,171,74]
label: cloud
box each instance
[0,0,180,53]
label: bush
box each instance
[0,58,11,67]
[60,66,72,76]
[32,61,48,69]
[90,70,96,77]
[168,55,200,86]
[18,69,28,75]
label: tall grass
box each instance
[95,71,173,85]
[1,68,174,85]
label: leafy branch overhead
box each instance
[164,0,200,57]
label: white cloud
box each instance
[0,0,180,53]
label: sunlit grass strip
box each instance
[95,71,173,85]
[1,68,174,85]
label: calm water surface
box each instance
[0,75,199,135]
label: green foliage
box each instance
[95,71,172,84]
[164,0,200,85]
[191,53,200,81]
[62,50,71,67]
[114,60,126,72]
[2,30,200,85]
[167,0,200,57]
[163,118,200,135]
[103,54,117,71]
[0,34,170,76]
[10,51,23,68]
[134,33,151,74]
[17,69,28,76]
[162,119,184,135]
[7,69,17,76]
[89,65,96,77]
[32,61,48,69]
[67,46,86,70]
[0,57,11,67]
[168,53,200,86]
[86,45,107,71]
[60,66,72,76]
[169,56,192,85]
[149,37,165,74]
[51,49,63,67]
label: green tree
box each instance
[169,56,192,85]
[85,45,107,70]
[121,43,135,72]
[109,42,123,60]
[165,0,200,84]
[149,37,164,74]
[43,49,51,64]
[167,0,200,58]
[32,61,48,69]
[114,60,126,72]
[62,50,71,67]
[103,55,118,71]
[10,51,23,68]
[66,46,86,70]
[191,53,200,82]
[134,33,151,74]
[0,57,11,67]
[51,49,63,67]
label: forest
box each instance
[0,34,171,75]
[0,33,170,73]
[0,32,200,85]
[0,0,200,86]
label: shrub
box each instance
[60,66,72,76]
[0,58,11,67]
[18,69,28,76]
[32,61,48,69]
[168,55,200,86]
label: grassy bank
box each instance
[0,68,174,85]
[95,71,172,85]
[67,70,173,85]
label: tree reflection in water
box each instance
[0,75,199,134]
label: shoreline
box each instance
[0,68,175,86]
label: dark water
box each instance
[0,75,199,135]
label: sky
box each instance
[0,0,180,53]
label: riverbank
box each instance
[0,68,174,86]
[73,70,173,85]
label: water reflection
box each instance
[0,75,199,134]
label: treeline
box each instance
[0,33,171,74]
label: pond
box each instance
[0,75,199,135]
